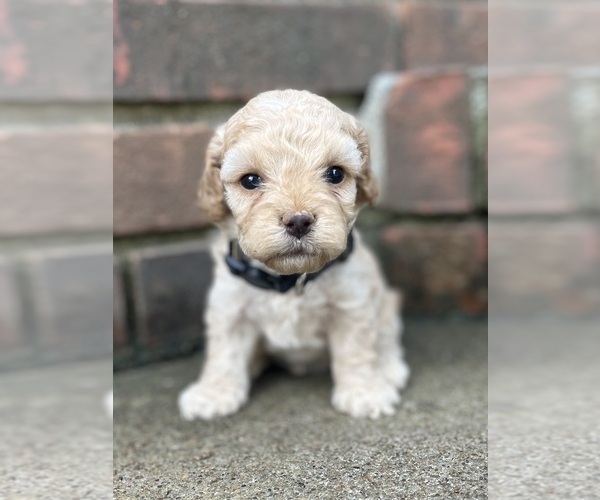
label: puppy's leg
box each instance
[328,301,402,419]
[377,289,410,391]
[179,314,260,421]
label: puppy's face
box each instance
[199,90,378,275]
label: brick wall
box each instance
[112,0,488,369]
[0,0,494,370]
[488,2,600,318]
[105,0,600,369]
[0,0,113,370]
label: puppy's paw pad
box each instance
[332,384,400,419]
[178,383,246,421]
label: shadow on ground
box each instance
[113,320,487,499]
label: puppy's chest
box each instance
[246,287,330,350]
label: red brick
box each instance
[0,127,112,236]
[488,72,576,214]
[0,258,24,357]
[113,1,396,101]
[113,124,213,236]
[383,70,473,213]
[0,0,112,100]
[401,3,487,68]
[489,3,600,67]
[26,245,113,363]
[375,222,487,317]
[129,243,213,360]
[489,221,600,317]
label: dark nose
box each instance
[285,214,314,239]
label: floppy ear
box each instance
[348,118,379,207]
[198,125,230,222]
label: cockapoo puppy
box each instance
[178,89,409,420]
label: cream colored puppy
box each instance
[178,90,409,420]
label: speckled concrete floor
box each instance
[0,359,113,499]
[489,319,600,499]
[113,320,487,499]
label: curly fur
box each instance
[180,90,409,420]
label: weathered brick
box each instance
[488,72,576,214]
[383,70,474,213]
[489,3,600,67]
[113,260,129,355]
[0,127,112,236]
[129,243,213,359]
[113,124,213,236]
[0,257,25,362]
[489,221,600,317]
[373,222,487,317]
[401,3,487,68]
[26,245,113,363]
[113,1,396,101]
[0,0,112,100]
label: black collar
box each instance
[225,232,354,294]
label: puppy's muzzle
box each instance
[284,212,314,239]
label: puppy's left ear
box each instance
[347,118,378,207]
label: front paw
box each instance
[332,381,401,419]
[178,381,247,421]
[384,357,411,390]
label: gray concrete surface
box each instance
[0,359,113,499]
[489,319,600,499]
[113,320,487,499]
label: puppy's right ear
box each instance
[198,125,230,222]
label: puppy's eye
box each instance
[240,174,262,190]
[324,166,345,184]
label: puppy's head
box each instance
[199,90,378,274]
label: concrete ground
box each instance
[0,359,113,499]
[489,319,600,499]
[113,320,487,499]
[3,320,595,499]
